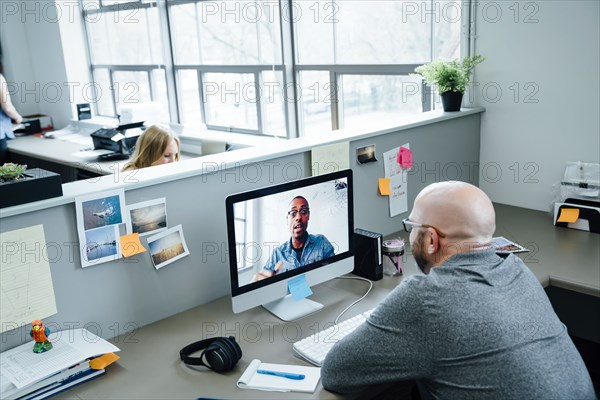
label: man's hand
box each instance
[251,261,283,282]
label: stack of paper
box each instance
[0,328,120,400]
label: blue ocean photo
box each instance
[85,225,118,262]
[82,195,123,231]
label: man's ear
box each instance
[427,228,439,254]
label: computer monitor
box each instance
[225,169,354,321]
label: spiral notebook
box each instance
[237,359,321,393]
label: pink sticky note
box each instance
[397,146,413,169]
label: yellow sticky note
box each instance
[379,178,391,196]
[557,208,580,223]
[120,233,146,257]
[90,352,120,370]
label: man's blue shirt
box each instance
[264,233,335,273]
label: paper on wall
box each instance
[383,143,410,217]
[311,142,350,176]
[0,225,57,334]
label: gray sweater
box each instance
[322,250,596,399]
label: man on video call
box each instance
[252,196,335,282]
[321,181,595,399]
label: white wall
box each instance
[1,4,39,117]
[475,0,600,211]
[0,0,91,129]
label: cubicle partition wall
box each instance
[0,111,482,351]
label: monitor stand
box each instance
[262,295,324,321]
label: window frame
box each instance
[81,0,461,138]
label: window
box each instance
[233,201,254,271]
[82,0,462,137]
[82,0,170,121]
[293,0,461,135]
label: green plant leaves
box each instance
[413,55,485,94]
[0,163,28,181]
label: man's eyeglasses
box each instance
[402,218,446,238]
[288,208,310,218]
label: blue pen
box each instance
[257,369,305,380]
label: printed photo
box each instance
[81,194,124,231]
[356,144,378,164]
[147,225,190,270]
[75,189,128,268]
[84,225,119,262]
[127,198,168,236]
[492,236,529,253]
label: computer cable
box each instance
[333,275,374,324]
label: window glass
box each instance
[83,0,463,135]
[334,1,430,64]
[194,0,281,65]
[294,0,435,65]
[113,71,151,114]
[294,0,334,64]
[152,69,170,122]
[92,68,114,116]
[178,70,201,125]
[203,73,258,130]
[86,6,162,65]
[434,0,462,60]
[170,3,201,64]
[101,0,140,6]
[341,74,423,129]
[299,71,333,137]
[261,70,286,137]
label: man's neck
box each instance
[432,240,492,267]
[291,232,308,249]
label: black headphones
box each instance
[179,336,242,372]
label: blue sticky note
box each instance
[288,275,313,300]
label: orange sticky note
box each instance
[397,146,413,169]
[379,178,391,196]
[120,233,146,257]
[90,352,120,370]
[557,208,579,223]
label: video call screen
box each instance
[233,177,350,287]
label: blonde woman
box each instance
[123,125,180,171]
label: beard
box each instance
[412,231,431,274]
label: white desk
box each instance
[7,135,196,179]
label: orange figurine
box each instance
[30,320,53,353]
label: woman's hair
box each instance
[123,125,180,171]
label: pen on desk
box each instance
[257,369,305,380]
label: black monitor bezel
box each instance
[225,169,354,297]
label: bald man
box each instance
[322,182,595,399]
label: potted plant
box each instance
[413,55,485,112]
[0,163,63,208]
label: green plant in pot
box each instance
[0,163,64,209]
[414,55,485,112]
[0,163,28,182]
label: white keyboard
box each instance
[293,308,375,366]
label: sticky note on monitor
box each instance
[288,275,313,300]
